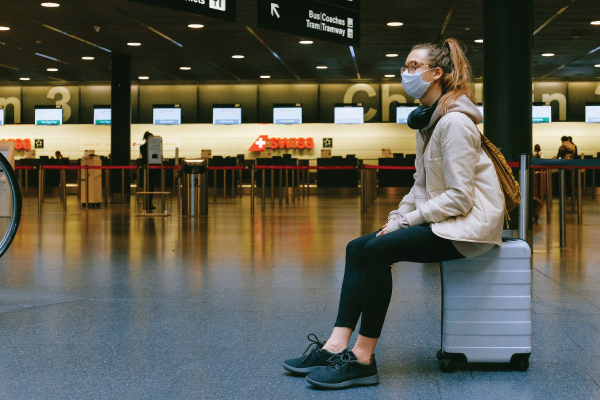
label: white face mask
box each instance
[401,68,434,99]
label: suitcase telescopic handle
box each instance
[518,153,529,241]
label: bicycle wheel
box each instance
[0,153,22,258]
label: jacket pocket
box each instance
[473,191,488,223]
[425,157,445,194]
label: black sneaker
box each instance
[282,334,333,376]
[305,349,379,389]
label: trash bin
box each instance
[182,159,208,216]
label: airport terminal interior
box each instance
[0,0,600,398]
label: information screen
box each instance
[396,106,417,124]
[334,106,364,124]
[273,107,302,124]
[93,108,111,125]
[153,108,182,125]
[213,107,242,125]
[35,108,63,126]
[0,109,4,126]
[585,105,600,123]
[532,106,552,123]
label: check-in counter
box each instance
[316,156,358,188]
[378,156,415,188]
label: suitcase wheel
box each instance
[436,350,443,361]
[440,358,456,373]
[510,355,530,371]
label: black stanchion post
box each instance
[271,169,275,210]
[261,169,266,212]
[251,165,255,216]
[559,168,566,248]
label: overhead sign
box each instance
[258,0,360,46]
[127,0,236,22]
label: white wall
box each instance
[1,122,598,162]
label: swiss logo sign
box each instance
[249,135,314,152]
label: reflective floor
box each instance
[0,193,599,399]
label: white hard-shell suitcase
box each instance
[438,238,532,372]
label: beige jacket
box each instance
[388,95,505,246]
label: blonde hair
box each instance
[411,38,475,114]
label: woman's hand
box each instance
[376,220,392,237]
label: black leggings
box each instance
[334,225,464,339]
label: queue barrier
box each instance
[15,166,34,198]
[24,159,600,246]
[34,164,248,214]
[251,165,357,215]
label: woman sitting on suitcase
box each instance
[282,38,505,390]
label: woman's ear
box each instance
[433,67,444,81]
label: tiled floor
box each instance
[0,192,599,399]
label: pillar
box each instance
[110,54,132,203]
[483,0,533,232]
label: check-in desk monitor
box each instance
[35,106,63,126]
[335,106,364,124]
[396,105,418,124]
[213,105,242,125]
[585,104,600,123]
[532,105,552,123]
[153,105,182,125]
[0,107,4,126]
[93,106,111,125]
[273,104,302,125]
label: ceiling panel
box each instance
[0,0,597,84]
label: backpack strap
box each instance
[421,117,442,153]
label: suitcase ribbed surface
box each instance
[441,239,532,363]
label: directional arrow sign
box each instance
[258,0,360,46]
[271,3,280,18]
[126,0,236,22]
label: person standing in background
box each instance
[533,144,543,159]
[557,136,576,159]
[567,136,578,159]
[55,151,63,159]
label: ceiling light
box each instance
[232,55,244,59]
[316,65,328,69]
[386,54,399,58]
[260,75,271,78]
[299,40,313,44]
[474,39,484,43]
[385,74,396,78]
[0,27,10,31]
[591,21,600,25]
[188,24,204,29]
[138,76,149,80]
[465,27,471,31]
[20,78,30,81]
[542,53,555,57]
[180,67,191,70]
[595,64,600,68]
[47,68,58,72]
[82,56,94,60]
[387,22,403,27]
[41,2,60,7]
[127,42,141,47]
